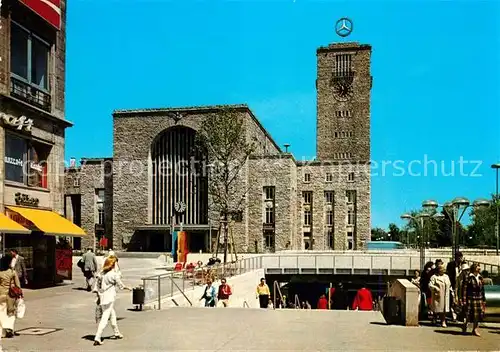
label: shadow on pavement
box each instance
[72,287,89,291]
[369,322,388,326]
[433,330,467,336]
[82,334,111,341]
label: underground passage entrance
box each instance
[266,274,401,309]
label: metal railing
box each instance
[141,256,263,309]
[273,281,284,309]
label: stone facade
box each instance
[65,41,372,252]
[0,1,69,217]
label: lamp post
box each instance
[491,163,500,255]
[423,198,490,261]
[401,212,443,270]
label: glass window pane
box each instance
[5,134,26,183]
[31,37,49,89]
[10,24,28,79]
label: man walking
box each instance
[256,278,270,309]
[447,252,464,320]
[217,278,232,307]
[10,249,28,286]
[82,248,98,291]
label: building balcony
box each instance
[10,76,51,112]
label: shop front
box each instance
[3,205,86,288]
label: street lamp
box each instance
[401,212,437,270]
[422,197,490,260]
[491,163,500,255]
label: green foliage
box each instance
[466,194,498,248]
[195,108,256,217]
[371,227,387,241]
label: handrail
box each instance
[169,276,193,306]
[273,281,284,309]
[294,294,300,309]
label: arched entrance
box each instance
[147,126,209,252]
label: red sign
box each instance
[55,249,72,280]
[18,0,62,30]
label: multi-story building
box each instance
[65,41,371,253]
[0,1,85,286]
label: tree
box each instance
[401,209,446,248]
[371,227,387,241]
[466,194,498,248]
[195,108,256,263]
[388,223,402,242]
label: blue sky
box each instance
[65,0,500,229]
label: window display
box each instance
[4,133,49,188]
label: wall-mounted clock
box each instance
[174,201,186,214]
[333,81,353,101]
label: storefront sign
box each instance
[55,249,72,280]
[15,192,39,207]
[4,156,23,166]
[18,0,61,30]
[29,161,43,172]
[0,113,33,132]
[5,208,33,228]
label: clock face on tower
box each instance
[333,81,353,101]
[174,201,186,214]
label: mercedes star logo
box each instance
[335,17,353,38]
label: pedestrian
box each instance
[317,294,328,310]
[446,252,464,320]
[429,264,453,328]
[82,248,98,291]
[10,249,27,287]
[267,299,274,309]
[462,263,486,336]
[93,256,131,346]
[352,286,374,311]
[332,282,348,310]
[217,278,232,307]
[256,278,270,309]
[420,261,434,320]
[411,270,420,289]
[200,280,216,307]
[456,263,470,325]
[0,254,22,339]
[481,270,493,286]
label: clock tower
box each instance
[316,42,372,162]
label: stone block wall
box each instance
[248,154,297,252]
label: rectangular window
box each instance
[347,231,354,238]
[264,186,275,201]
[304,210,311,226]
[326,210,334,226]
[265,207,274,224]
[11,22,49,90]
[348,172,355,182]
[303,191,312,205]
[328,230,334,249]
[347,210,355,226]
[263,231,275,251]
[335,54,353,77]
[348,239,353,250]
[96,189,105,225]
[325,173,333,182]
[346,190,356,204]
[73,177,80,187]
[304,173,311,183]
[5,133,49,188]
[324,191,334,204]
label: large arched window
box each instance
[151,126,208,225]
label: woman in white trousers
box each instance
[93,256,130,346]
[0,254,21,340]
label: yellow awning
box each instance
[0,213,31,234]
[6,206,86,237]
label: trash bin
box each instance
[132,287,145,309]
[383,296,401,325]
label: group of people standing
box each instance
[414,252,487,336]
[199,278,233,307]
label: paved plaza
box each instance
[1,258,499,351]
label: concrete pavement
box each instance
[1,258,499,351]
